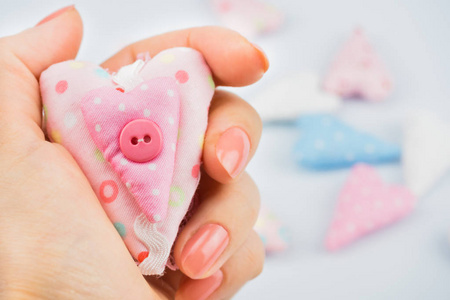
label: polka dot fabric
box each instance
[294,114,401,169]
[39,48,215,275]
[325,164,416,251]
[81,78,180,223]
[323,28,393,102]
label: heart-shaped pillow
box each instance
[251,73,342,122]
[402,111,450,198]
[325,164,416,251]
[323,28,393,102]
[40,48,215,275]
[294,114,401,170]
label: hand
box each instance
[0,6,266,300]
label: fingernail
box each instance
[251,43,269,73]
[181,224,229,278]
[36,5,75,26]
[216,127,251,178]
[180,270,223,300]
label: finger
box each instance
[203,90,262,183]
[176,231,265,300]
[0,6,83,136]
[101,26,269,87]
[173,172,260,280]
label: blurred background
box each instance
[1,0,450,299]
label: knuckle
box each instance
[239,173,261,223]
[0,38,17,66]
[246,100,263,129]
[124,44,136,57]
[0,40,32,81]
[245,232,265,280]
[0,37,11,56]
[236,97,262,138]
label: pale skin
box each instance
[0,7,266,300]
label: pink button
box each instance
[119,119,163,163]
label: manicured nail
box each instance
[216,127,251,178]
[251,42,269,72]
[36,5,75,26]
[181,224,229,278]
[180,270,223,300]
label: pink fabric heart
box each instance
[323,28,393,101]
[40,48,215,275]
[325,164,416,251]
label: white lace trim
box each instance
[134,213,170,275]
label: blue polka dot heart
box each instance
[294,114,401,170]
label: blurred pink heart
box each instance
[323,28,393,101]
[325,164,416,251]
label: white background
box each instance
[1,0,450,299]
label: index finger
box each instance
[101,26,269,87]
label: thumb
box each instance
[5,5,83,77]
[0,6,83,137]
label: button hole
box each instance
[131,137,139,145]
[144,135,151,143]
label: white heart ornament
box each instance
[402,111,450,198]
[251,73,342,122]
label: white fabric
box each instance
[250,73,342,122]
[403,111,450,197]
[134,214,170,275]
[112,59,146,92]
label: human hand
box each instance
[0,6,265,300]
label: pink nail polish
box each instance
[181,270,223,300]
[216,127,251,178]
[36,5,75,26]
[181,224,229,278]
[251,42,270,72]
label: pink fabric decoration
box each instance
[40,48,215,275]
[325,164,416,251]
[254,204,290,253]
[210,0,284,38]
[323,28,393,102]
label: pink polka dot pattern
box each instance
[81,79,180,223]
[325,164,416,251]
[175,70,189,83]
[138,251,149,263]
[323,28,393,102]
[191,164,200,178]
[99,180,119,203]
[55,80,68,94]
